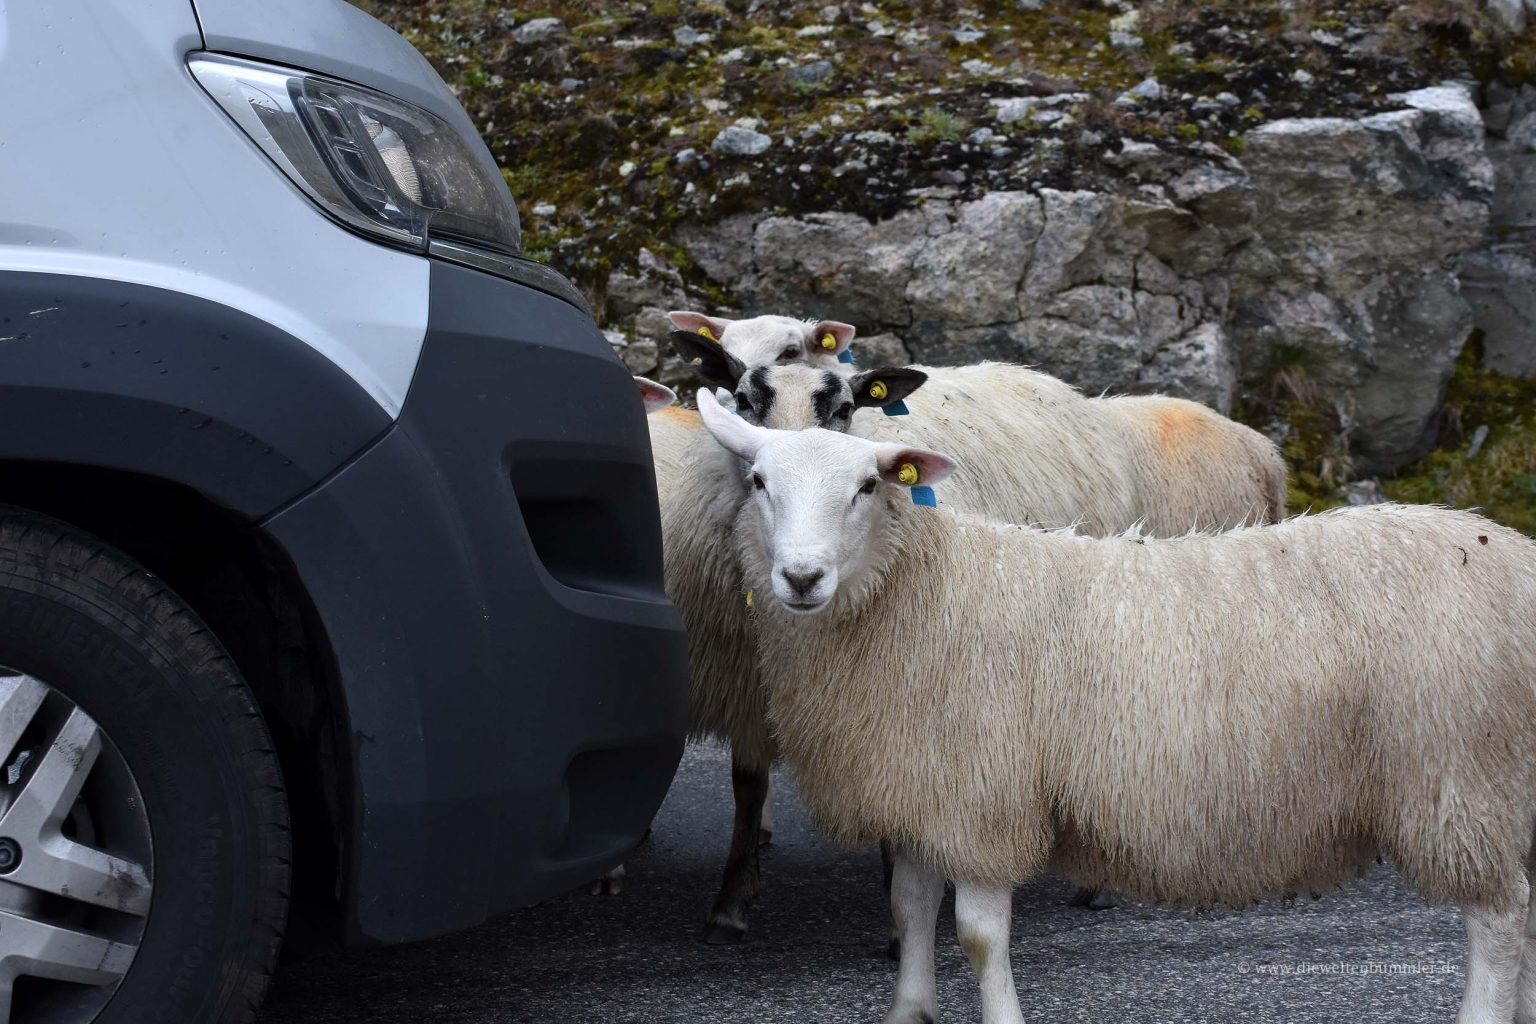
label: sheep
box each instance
[666,327,1290,931]
[695,385,1536,1024]
[668,312,1289,532]
[641,356,926,937]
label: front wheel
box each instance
[0,507,290,1023]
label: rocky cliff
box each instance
[363,0,1536,531]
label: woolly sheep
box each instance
[668,312,1288,532]
[640,359,925,936]
[670,322,1288,922]
[697,387,1536,1024]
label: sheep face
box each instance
[668,332,929,430]
[669,310,855,370]
[734,365,853,431]
[697,388,955,614]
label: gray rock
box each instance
[992,93,1087,125]
[633,305,676,342]
[619,337,659,375]
[606,248,688,318]
[1458,84,1536,378]
[1485,0,1536,31]
[1341,479,1388,505]
[671,86,1502,464]
[514,17,565,43]
[1461,249,1536,376]
[1108,31,1144,50]
[788,60,835,86]
[711,125,773,156]
[848,333,913,367]
[1233,88,1492,470]
[673,25,712,46]
[1137,322,1238,412]
[1116,78,1162,106]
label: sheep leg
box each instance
[759,779,774,847]
[955,881,1025,1024]
[701,756,770,944]
[1520,889,1536,1024]
[882,839,902,961]
[882,847,943,1024]
[1459,879,1528,1024]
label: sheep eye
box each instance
[858,477,877,495]
[752,473,766,491]
[779,346,799,360]
[835,402,853,419]
[735,394,754,413]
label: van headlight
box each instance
[190,54,520,255]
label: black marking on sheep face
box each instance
[736,366,777,426]
[811,371,853,431]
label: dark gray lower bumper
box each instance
[263,261,687,945]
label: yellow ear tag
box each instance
[869,380,889,401]
[698,326,717,342]
[820,332,838,351]
[745,588,754,608]
[897,463,920,485]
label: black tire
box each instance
[0,505,290,1023]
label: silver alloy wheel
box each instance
[0,670,153,1024]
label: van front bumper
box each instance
[264,260,688,945]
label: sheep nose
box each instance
[780,568,825,597]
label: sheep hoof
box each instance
[701,919,749,945]
[589,865,625,896]
[1067,886,1117,910]
[887,936,902,962]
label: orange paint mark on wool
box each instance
[658,406,703,428]
[1153,404,1212,451]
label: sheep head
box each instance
[667,311,855,369]
[670,334,926,431]
[697,387,954,615]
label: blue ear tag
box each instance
[883,399,909,416]
[837,347,855,365]
[910,485,936,507]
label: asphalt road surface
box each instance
[260,744,1468,1023]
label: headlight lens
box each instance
[190,54,520,255]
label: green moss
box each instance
[909,108,965,142]
[1382,337,1536,536]
[1174,122,1201,140]
[1234,340,1352,515]
[1222,134,1249,154]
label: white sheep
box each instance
[668,321,1288,925]
[642,359,926,936]
[696,386,1536,1024]
[668,312,1289,532]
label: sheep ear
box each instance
[669,330,749,388]
[668,310,732,342]
[633,376,676,414]
[668,331,748,389]
[698,387,772,462]
[713,386,737,412]
[874,444,956,488]
[807,319,856,356]
[849,367,927,410]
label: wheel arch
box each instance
[0,461,356,946]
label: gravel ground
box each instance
[260,744,1469,1024]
